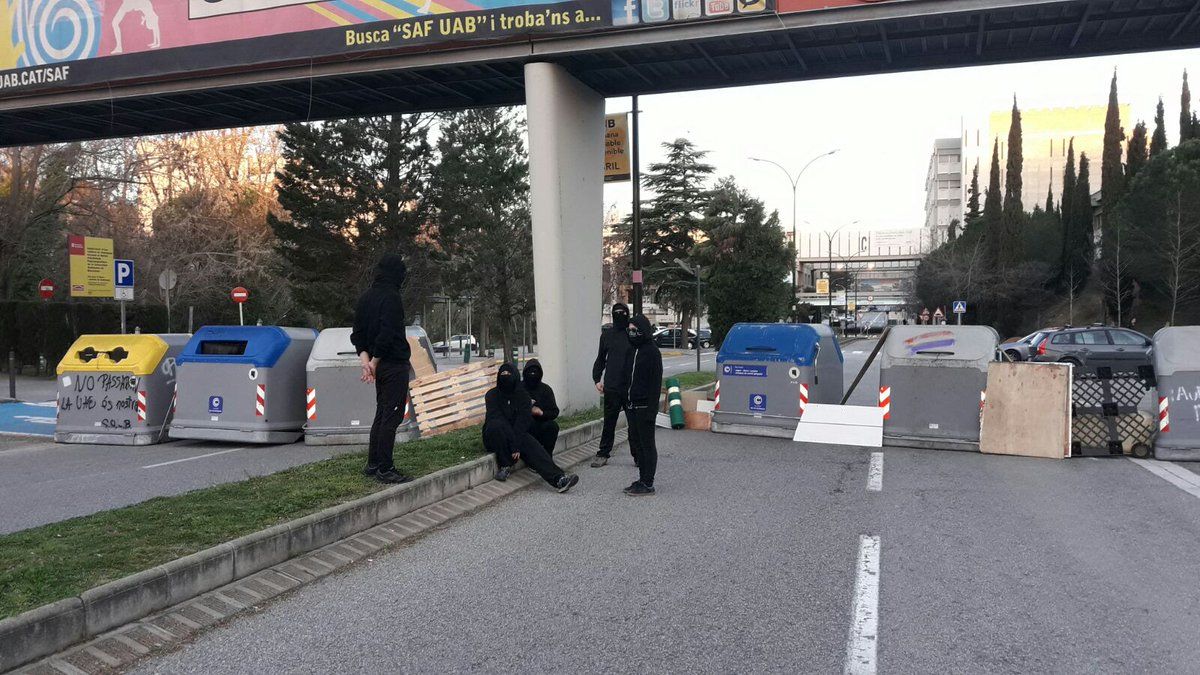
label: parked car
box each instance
[652,328,710,349]
[431,334,478,355]
[859,312,889,334]
[1000,328,1059,361]
[1032,325,1153,370]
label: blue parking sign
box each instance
[114,259,135,288]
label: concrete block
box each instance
[428,464,471,500]
[162,544,234,607]
[291,500,378,554]
[464,456,496,488]
[375,475,443,523]
[230,522,292,578]
[0,598,86,673]
[81,567,170,637]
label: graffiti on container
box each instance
[61,373,138,415]
[1176,385,1200,422]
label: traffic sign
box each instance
[933,307,945,321]
[952,300,967,314]
[231,287,249,303]
[114,259,135,301]
[158,269,177,291]
[38,278,55,300]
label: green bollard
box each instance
[666,377,685,429]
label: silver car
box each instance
[1000,328,1059,361]
[1032,326,1153,371]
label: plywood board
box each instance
[979,362,1071,459]
[407,337,437,380]
[793,403,883,447]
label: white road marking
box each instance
[143,447,250,469]
[1129,458,1200,500]
[867,452,883,491]
[851,350,864,354]
[845,535,881,674]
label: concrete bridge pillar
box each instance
[524,62,604,412]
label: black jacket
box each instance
[351,254,411,363]
[621,315,663,408]
[484,363,532,436]
[522,359,559,423]
[592,326,632,391]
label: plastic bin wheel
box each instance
[1131,443,1153,459]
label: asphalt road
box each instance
[132,393,1200,673]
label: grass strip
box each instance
[0,406,602,620]
[672,371,716,390]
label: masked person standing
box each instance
[590,303,633,468]
[350,253,412,484]
[522,359,560,454]
[483,363,579,492]
[621,314,663,496]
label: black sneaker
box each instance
[556,474,580,493]
[623,481,655,496]
[495,467,511,482]
[363,465,379,477]
[590,454,609,468]
[375,469,412,484]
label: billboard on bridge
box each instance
[0,0,892,98]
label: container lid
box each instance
[176,326,317,367]
[881,325,999,368]
[56,334,169,375]
[1153,326,1200,376]
[716,323,820,366]
[308,328,361,367]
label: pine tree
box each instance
[270,115,436,324]
[1101,70,1126,231]
[1182,70,1193,143]
[431,107,533,360]
[1059,140,1077,289]
[1126,121,1148,180]
[1151,98,1168,157]
[963,161,982,231]
[983,139,1003,270]
[999,100,1025,269]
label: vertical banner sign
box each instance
[68,235,115,298]
[604,113,631,183]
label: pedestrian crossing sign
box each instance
[952,300,967,314]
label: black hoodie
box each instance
[522,359,560,422]
[592,302,632,391]
[351,254,411,363]
[484,363,533,436]
[621,314,663,408]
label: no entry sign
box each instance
[231,287,250,303]
[38,278,55,300]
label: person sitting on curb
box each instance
[522,359,560,454]
[482,362,579,493]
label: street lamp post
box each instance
[821,220,859,325]
[749,150,838,312]
[674,258,704,373]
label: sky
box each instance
[601,47,1200,234]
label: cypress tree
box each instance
[1045,184,1054,214]
[964,161,982,231]
[999,99,1025,268]
[1059,140,1077,288]
[1101,71,1126,226]
[1126,121,1148,180]
[1073,152,1094,286]
[1150,98,1168,156]
[983,139,1003,270]
[1182,70,1193,143]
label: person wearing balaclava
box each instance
[351,253,413,484]
[522,359,560,454]
[590,302,634,467]
[483,362,579,492]
[620,314,663,496]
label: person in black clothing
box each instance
[590,302,633,467]
[350,253,413,484]
[483,362,579,492]
[522,359,560,454]
[621,314,663,496]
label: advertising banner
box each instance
[604,112,630,182]
[68,235,114,298]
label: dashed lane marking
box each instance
[867,452,882,492]
[845,534,881,674]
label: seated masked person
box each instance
[521,359,560,454]
[482,362,579,493]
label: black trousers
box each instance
[367,359,410,472]
[625,405,658,486]
[483,424,566,487]
[598,390,628,457]
[529,418,559,454]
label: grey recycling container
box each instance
[1152,326,1200,461]
[712,323,843,439]
[303,326,436,446]
[54,333,190,445]
[879,325,999,451]
[171,326,318,444]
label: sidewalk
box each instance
[1,375,58,403]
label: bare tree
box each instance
[1158,188,1200,325]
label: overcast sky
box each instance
[602,47,1200,234]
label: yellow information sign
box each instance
[815,278,830,294]
[68,235,114,298]
[604,113,630,183]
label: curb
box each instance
[0,417,620,673]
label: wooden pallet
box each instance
[409,360,498,437]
